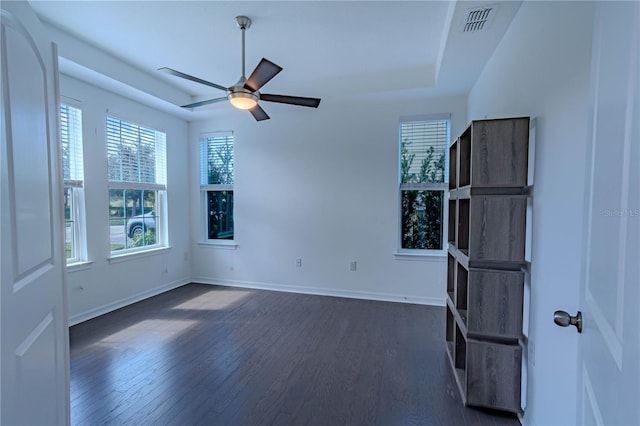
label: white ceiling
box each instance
[30,1,522,117]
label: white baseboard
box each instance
[191,276,446,307]
[68,278,191,326]
[69,277,446,327]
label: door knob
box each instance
[554,310,582,333]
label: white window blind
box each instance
[107,117,166,187]
[400,120,449,185]
[200,132,234,185]
[60,104,84,187]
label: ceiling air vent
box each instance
[463,5,495,32]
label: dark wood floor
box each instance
[70,283,520,426]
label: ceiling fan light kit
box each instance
[229,92,258,110]
[228,77,258,110]
[159,15,321,121]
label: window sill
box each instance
[66,260,94,272]
[198,240,237,250]
[108,246,171,264]
[394,252,446,261]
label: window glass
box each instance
[399,118,449,251]
[107,117,166,254]
[108,189,159,251]
[60,103,85,263]
[207,191,234,240]
[200,133,234,241]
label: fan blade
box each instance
[244,58,283,92]
[181,97,227,109]
[249,104,270,121]
[159,67,228,92]
[260,93,321,108]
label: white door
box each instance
[576,1,639,425]
[1,2,70,425]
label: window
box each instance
[200,132,234,241]
[107,116,167,254]
[60,103,86,264]
[399,116,449,251]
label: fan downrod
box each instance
[235,15,251,30]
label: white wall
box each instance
[61,75,191,325]
[190,95,467,305]
[468,2,595,425]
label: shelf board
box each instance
[448,305,468,336]
[466,331,522,344]
[450,186,531,199]
[468,259,525,271]
[448,244,468,266]
[449,245,526,271]
[446,341,454,360]
[445,345,468,406]
[450,187,532,201]
[453,368,467,405]
[446,294,454,308]
[447,291,454,304]
[458,309,468,327]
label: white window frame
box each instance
[106,115,168,257]
[60,101,87,265]
[199,131,235,245]
[397,114,450,256]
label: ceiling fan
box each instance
[159,15,321,121]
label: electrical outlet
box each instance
[296,258,302,267]
[350,261,357,271]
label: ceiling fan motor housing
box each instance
[228,77,259,109]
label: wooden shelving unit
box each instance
[446,117,530,413]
